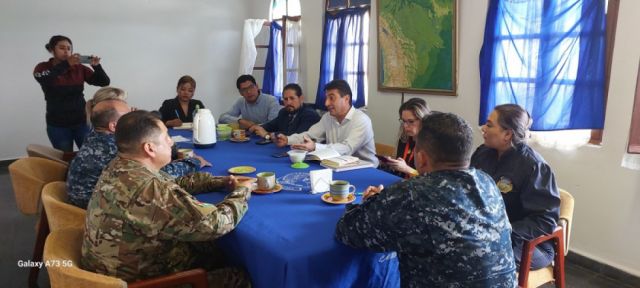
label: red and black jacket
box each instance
[34,58,110,127]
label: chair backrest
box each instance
[558,188,575,255]
[375,142,396,158]
[41,181,86,232]
[8,157,68,214]
[44,228,126,288]
[26,144,68,166]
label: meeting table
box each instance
[171,129,402,288]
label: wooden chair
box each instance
[375,142,396,158]
[44,228,209,288]
[518,189,575,288]
[26,144,71,165]
[41,181,86,232]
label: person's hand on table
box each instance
[274,133,288,147]
[166,118,183,127]
[238,119,256,129]
[193,154,211,168]
[228,175,253,199]
[362,184,384,200]
[291,135,315,152]
[250,125,269,138]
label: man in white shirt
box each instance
[274,80,378,167]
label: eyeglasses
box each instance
[238,84,256,94]
[399,118,419,126]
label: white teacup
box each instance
[329,180,356,201]
[287,149,307,163]
[256,172,276,190]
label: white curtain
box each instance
[239,19,267,75]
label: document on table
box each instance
[171,135,191,143]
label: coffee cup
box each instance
[329,180,356,201]
[287,149,307,163]
[256,172,276,190]
[177,148,194,158]
[233,129,246,139]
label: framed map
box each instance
[377,0,457,95]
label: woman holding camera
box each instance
[33,35,110,152]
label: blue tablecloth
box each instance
[172,130,401,288]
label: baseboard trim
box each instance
[567,251,640,286]
[0,159,17,168]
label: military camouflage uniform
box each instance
[67,130,201,208]
[81,156,251,287]
[336,168,517,288]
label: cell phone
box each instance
[271,151,289,158]
[256,138,272,145]
[375,154,392,163]
[79,55,92,64]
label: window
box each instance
[480,0,617,148]
[270,0,301,21]
[628,62,640,154]
[315,0,370,109]
[263,0,301,100]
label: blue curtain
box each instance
[316,7,368,110]
[479,0,606,130]
[263,22,283,101]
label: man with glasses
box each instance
[219,74,281,128]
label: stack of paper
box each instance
[174,122,193,130]
[320,155,360,168]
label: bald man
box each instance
[66,100,208,208]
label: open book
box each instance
[305,148,341,161]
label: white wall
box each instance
[0,0,250,160]
[261,0,640,276]
[3,0,638,277]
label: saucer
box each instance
[230,137,250,143]
[234,176,257,183]
[253,183,283,194]
[228,166,256,174]
[321,192,355,204]
[291,162,309,169]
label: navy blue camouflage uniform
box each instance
[336,168,517,288]
[471,143,560,270]
[67,130,201,208]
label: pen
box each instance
[174,109,180,119]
